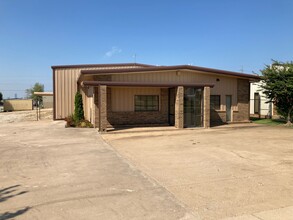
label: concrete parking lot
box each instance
[103,124,293,220]
[0,120,193,220]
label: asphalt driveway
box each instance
[103,124,293,220]
[0,120,194,220]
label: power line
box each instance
[0,90,26,91]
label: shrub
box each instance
[64,92,94,128]
[74,91,84,122]
[65,115,75,127]
[77,120,94,128]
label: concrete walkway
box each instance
[103,124,293,220]
[222,205,293,220]
[0,121,196,220]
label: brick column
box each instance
[203,86,210,128]
[94,87,99,128]
[235,79,250,122]
[92,87,96,127]
[175,86,184,129]
[98,85,107,132]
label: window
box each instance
[210,95,221,110]
[254,93,260,114]
[135,95,159,111]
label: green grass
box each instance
[250,118,286,126]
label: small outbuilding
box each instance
[52,63,260,131]
[34,92,53,109]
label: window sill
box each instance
[213,110,225,113]
[134,110,159,112]
[212,110,239,113]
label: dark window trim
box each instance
[254,92,260,114]
[134,95,159,112]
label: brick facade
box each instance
[210,79,250,125]
[92,78,250,130]
[93,76,111,131]
[233,79,250,122]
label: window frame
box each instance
[134,95,159,112]
[210,95,221,110]
[254,92,260,114]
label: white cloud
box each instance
[105,46,122,57]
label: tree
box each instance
[260,61,293,125]
[0,92,3,101]
[26,83,44,103]
[74,91,84,122]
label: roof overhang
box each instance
[81,81,215,88]
[80,65,261,81]
[34,92,53,96]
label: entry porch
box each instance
[81,81,213,132]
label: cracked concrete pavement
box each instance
[103,124,293,220]
[0,120,196,220]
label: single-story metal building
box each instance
[52,63,260,131]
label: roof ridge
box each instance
[51,63,154,69]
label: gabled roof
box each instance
[51,63,154,69]
[80,64,260,80]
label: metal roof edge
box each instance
[80,65,261,80]
[51,63,154,69]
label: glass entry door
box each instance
[184,88,203,127]
[168,88,175,125]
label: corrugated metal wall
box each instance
[82,86,94,122]
[54,68,79,119]
[54,65,144,119]
[112,71,238,111]
[55,68,239,119]
[111,87,161,112]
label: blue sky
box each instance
[0,0,292,98]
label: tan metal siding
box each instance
[54,67,240,119]
[111,87,161,112]
[82,86,94,122]
[112,71,238,111]
[81,87,87,119]
[54,67,112,119]
[54,68,80,119]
